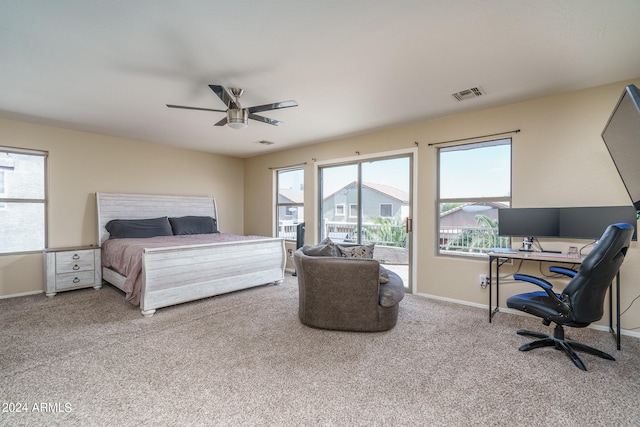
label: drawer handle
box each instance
[72,253,80,260]
[73,264,80,271]
[73,277,80,284]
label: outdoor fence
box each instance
[280,223,509,253]
[439,225,510,253]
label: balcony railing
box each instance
[280,223,509,254]
[324,221,407,248]
[278,223,300,241]
[279,221,408,247]
[439,226,510,254]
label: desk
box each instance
[487,251,621,350]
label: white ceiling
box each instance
[1,1,639,158]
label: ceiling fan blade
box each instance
[247,100,298,114]
[209,85,239,109]
[166,104,226,113]
[249,113,282,126]
[214,116,228,126]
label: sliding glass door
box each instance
[319,154,412,288]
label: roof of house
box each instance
[440,202,509,218]
[323,181,409,203]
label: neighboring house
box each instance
[322,181,409,223]
[439,202,508,246]
[277,187,304,225]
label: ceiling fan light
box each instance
[227,109,248,129]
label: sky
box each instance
[320,157,411,196]
[439,140,511,199]
[279,140,511,200]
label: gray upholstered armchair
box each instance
[293,248,404,332]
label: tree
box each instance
[361,216,407,248]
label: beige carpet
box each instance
[2,274,640,426]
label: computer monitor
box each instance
[498,208,560,239]
[602,84,640,210]
[559,206,637,241]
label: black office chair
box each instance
[506,223,634,371]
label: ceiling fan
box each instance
[166,85,298,129]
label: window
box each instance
[0,171,6,209]
[349,204,358,218]
[276,168,304,241]
[335,204,345,216]
[437,138,511,255]
[0,148,48,254]
[380,203,392,217]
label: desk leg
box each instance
[496,261,500,318]
[489,257,493,322]
[617,273,621,350]
[609,282,613,339]
[608,273,622,350]
[489,256,500,322]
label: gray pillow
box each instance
[379,267,405,307]
[106,217,173,239]
[169,216,218,235]
[301,237,337,257]
[337,243,375,259]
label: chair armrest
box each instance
[513,273,564,305]
[549,266,577,278]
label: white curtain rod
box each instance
[268,162,307,170]
[427,129,521,147]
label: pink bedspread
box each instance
[101,233,266,305]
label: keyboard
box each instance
[489,248,518,254]
[526,251,580,259]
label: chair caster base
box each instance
[516,327,615,371]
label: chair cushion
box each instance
[379,267,404,307]
[506,291,575,325]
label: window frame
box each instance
[0,146,48,255]
[275,167,304,242]
[436,138,511,257]
[349,203,358,218]
[379,203,393,217]
[0,170,6,210]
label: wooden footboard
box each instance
[97,192,286,316]
[139,237,286,316]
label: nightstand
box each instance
[43,246,102,297]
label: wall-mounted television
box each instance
[602,84,640,210]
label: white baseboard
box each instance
[0,290,44,299]
[415,292,640,340]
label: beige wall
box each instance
[0,118,244,296]
[245,78,640,332]
[3,78,640,332]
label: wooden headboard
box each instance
[96,192,218,245]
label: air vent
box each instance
[452,86,485,101]
[256,140,275,146]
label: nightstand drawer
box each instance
[56,259,95,274]
[56,271,96,290]
[56,249,95,265]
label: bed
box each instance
[96,192,286,317]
